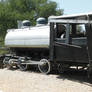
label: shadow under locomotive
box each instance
[57,68,92,85]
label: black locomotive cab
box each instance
[49,13,92,76]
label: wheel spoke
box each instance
[38,59,51,74]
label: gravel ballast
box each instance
[0,68,92,92]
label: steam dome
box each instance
[36,17,46,26]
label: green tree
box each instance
[7,0,63,19]
[0,0,63,45]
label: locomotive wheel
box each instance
[18,57,28,71]
[3,57,13,69]
[38,59,51,74]
[3,57,10,66]
[18,64,28,71]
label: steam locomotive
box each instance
[3,13,92,77]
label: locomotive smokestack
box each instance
[17,20,22,29]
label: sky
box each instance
[51,0,92,15]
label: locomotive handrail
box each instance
[55,42,82,48]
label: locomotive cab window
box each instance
[70,24,87,46]
[54,23,66,44]
[71,24,86,38]
[54,23,87,46]
[56,23,66,38]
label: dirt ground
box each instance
[0,68,92,92]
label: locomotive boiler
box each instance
[5,19,50,48]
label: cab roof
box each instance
[49,12,92,24]
[49,12,92,19]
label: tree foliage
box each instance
[0,0,63,41]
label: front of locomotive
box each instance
[3,17,51,73]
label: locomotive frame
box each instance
[3,13,92,77]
